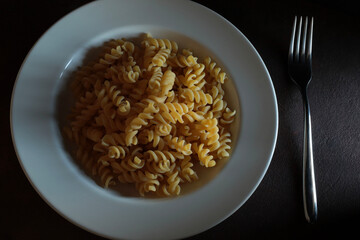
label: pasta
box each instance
[63,34,236,197]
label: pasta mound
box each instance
[63,34,236,197]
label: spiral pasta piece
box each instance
[147,67,163,93]
[164,135,192,155]
[136,179,160,196]
[108,145,128,159]
[220,107,236,125]
[217,131,232,159]
[125,102,159,146]
[181,64,206,90]
[143,45,157,69]
[198,118,220,152]
[152,48,171,67]
[146,159,171,174]
[167,49,198,68]
[160,69,176,96]
[144,150,180,163]
[110,155,145,174]
[104,81,131,116]
[159,164,181,196]
[180,155,198,182]
[182,110,205,123]
[98,164,116,188]
[120,65,141,83]
[156,102,192,124]
[94,45,123,71]
[144,37,178,53]
[96,85,116,118]
[180,88,213,105]
[204,56,227,84]
[192,143,216,167]
[121,41,135,55]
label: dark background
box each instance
[2,0,360,239]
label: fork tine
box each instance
[295,16,302,62]
[288,16,297,61]
[300,17,308,62]
[307,17,314,61]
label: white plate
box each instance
[11,0,278,239]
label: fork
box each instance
[288,16,317,223]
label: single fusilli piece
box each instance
[158,163,181,196]
[152,48,171,67]
[164,135,192,155]
[204,56,227,84]
[157,102,192,124]
[220,107,236,125]
[147,67,163,93]
[167,49,198,68]
[197,118,220,152]
[180,155,198,182]
[108,145,128,159]
[144,37,178,54]
[180,87,213,106]
[94,45,123,71]
[217,131,232,159]
[192,143,216,167]
[181,64,206,90]
[98,164,116,188]
[125,102,159,146]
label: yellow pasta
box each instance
[204,56,227,84]
[138,128,165,149]
[168,49,198,68]
[164,135,192,155]
[147,67,163,93]
[98,164,116,188]
[217,129,232,159]
[180,87,213,106]
[152,48,171,67]
[108,145,128,159]
[143,37,178,53]
[180,155,198,183]
[63,34,236,197]
[220,107,236,125]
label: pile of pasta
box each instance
[63,34,236,197]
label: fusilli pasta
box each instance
[63,34,236,197]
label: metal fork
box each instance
[288,16,317,223]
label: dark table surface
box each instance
[2,0,360,239]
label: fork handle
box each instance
[302,90,318,223]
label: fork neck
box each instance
[299,86,311,122]
[299,85,309,100]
